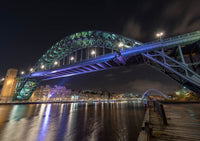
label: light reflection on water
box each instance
[0,101,145,141]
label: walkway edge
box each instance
[137,108,150,141]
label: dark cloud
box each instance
[163,0,200,34]
[163,1,185,18]
[122,18,142,40]
[127,80,179,94]
[104,73,114,78]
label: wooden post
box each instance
[160,104,168,125]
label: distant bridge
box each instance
[14,30,200,100]
[141,89,169,100]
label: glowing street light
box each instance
[41,65,45,69]
[118,42,124,47]
[91,50,96,55]
[70,56,74,61]
[54,61,58,65]
[1,78,4,81]
[118,42,130,50]
[21,71,25,75]
[156,32,164,40]
[30,68,33,72]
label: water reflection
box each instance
[38,104,51,141]
[0,101,145,141]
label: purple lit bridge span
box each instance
[14,30,200,100]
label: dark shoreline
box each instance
[160,101,200,104]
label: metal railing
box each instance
[153,101,168,125]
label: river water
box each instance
[0,101,145,141]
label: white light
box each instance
[21,71,25,75]
[118,42,124,47]
[54,61,58,65]
[41,65,45,69]
[1,78,4,81]
[51,70,57,73]
[156,32,164,37]
[70,56,74,61]
[91,50,96,55]
[30,68,33,72]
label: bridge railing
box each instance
[122,30,200,56]
[153,101,168,125]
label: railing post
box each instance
[81,49,83,61]
[160,104,168,125]
[178,44,186,64]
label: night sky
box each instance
[1,0,200,94]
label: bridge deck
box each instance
[150,103,200,141]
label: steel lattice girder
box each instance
[142,50,200,94]
[34,31,141,71]
[13,78,41,100]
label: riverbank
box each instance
[0,99,141,105]
[160,100,200,104]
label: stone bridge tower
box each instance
[0,69,18,101]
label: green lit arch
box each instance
[33,30,141,71]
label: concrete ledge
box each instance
[160,101,200,104]
[137,108,150,141]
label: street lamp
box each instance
[21,71,25,75]
[91,50,96,55]
[156,32,164,40]
[70,56,74,61]
[30,68,33,72]
[1,78,4,81]
[54,61,58,66]
[118,42,124,47]
[118,42,130,50]
[41,65,45,69]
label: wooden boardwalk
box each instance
[150,103,200,141]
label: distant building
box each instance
[30,85,72,101]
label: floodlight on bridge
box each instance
[54,61,58,65]
[70,56,74,61]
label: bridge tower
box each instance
[0,69,18,101]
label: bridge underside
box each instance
[13,31,200,100]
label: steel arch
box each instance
[141,89,169,100]
[34,30,141,71]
